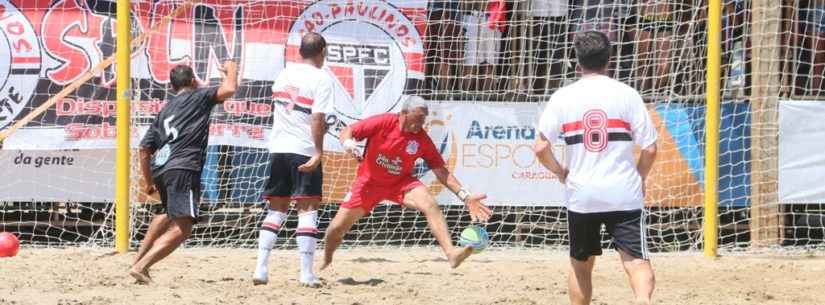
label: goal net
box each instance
[0,0,820,252]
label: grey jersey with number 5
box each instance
[140,87,219,178]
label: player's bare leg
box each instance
[130,217,194,284]
[133,214,171,266]
[252,199,289,285]
[569,256,596,305]
[321,206,366,270]
[403,186,472,269]
[295,199,321,287]
[618,249,655,305]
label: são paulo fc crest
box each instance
[0,0,42,129]
[406,140,418,155]
[286,0,426,138]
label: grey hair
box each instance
[400,95,428,112]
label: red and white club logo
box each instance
[287,0,425,129]
[0,0,42,129]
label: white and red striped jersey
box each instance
[537,75,657,213]
[268,63,334,156]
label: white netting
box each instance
[0,0,822,253]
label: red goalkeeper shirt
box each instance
[349,113,445,186]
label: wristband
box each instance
[343,139,357,151]
[456,188,471,202]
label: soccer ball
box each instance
[458,225,490,253]
[0,232,19,257]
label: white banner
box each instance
[779,100,825,204]
[0,103,568,205]
[422,102,566,206]
[0,149,114,202]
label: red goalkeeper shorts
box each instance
[341,179,424,214]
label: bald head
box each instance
[300,32,327,60]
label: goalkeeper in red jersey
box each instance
[321,96,492,270]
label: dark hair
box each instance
[574,31,611,71]
[169,65,195,91]
[299,32,327,59]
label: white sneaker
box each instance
[299,274,322,288]
[252,268,268,285]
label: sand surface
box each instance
[1,248,823,305]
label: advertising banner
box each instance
[779,100,825,203]
[420,102,566,205]
[0,0,428,150]
[0,149,115,202]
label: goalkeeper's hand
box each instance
[342,139,362,161]
[464,193,492,223]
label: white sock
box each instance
[296,210,319,282]
[254,210,287,281]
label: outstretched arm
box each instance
[432,167,492,222]
[215,61,238,102]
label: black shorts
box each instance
[567,209,648,261]
[261,153,322,201]
[154,170,201,220]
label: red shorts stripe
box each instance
[296,227,319,233]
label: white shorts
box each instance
[463,11,501,65]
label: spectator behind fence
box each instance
[570,0,627,81]
[571,0,622,44]
[525,0,570,95]
[460,0,506,93]
[426,1,463,95]
[803,0,825,95]
[722,0,751,97]
[633,0,682,95]
[613,0,637,83]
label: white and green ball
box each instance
[458,225,490,253]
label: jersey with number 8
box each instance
[537,75,657,213]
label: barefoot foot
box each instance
[129,268,153,285]
[447,246,473,269]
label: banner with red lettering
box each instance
[0,0,428,150]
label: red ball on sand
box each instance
[0,232,20,257]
